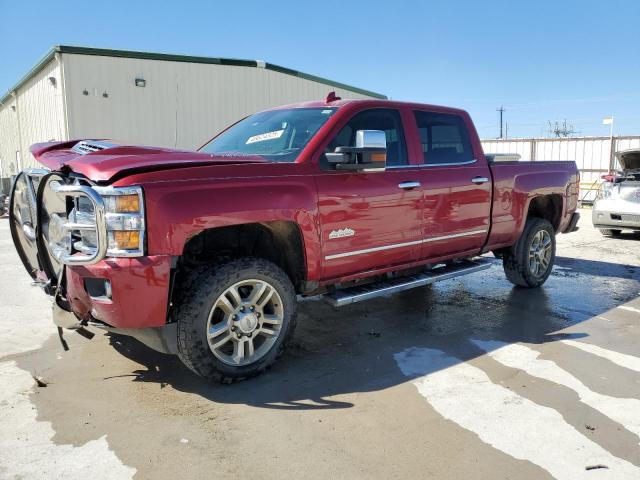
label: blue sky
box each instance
[1,0,639,139]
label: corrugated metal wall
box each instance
[62,54,376,151]
[0,58,66,183]
[0,102,21,180]
[482,136,640,202]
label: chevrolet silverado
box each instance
[9,95,580,382]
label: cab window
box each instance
[326,109,408,167]
[413,111,473,165]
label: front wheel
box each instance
[503,217,556,288]
[174,257,297,383]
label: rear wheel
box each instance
[175,257,297,383]
[503,217,556,288]
[599,228,622,237]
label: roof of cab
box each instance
[270,98,470,116]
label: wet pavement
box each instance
[2,209,640,479]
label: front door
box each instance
[316,108,423,280]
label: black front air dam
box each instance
[89,322,178,355]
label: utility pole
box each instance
[603,116,615,171]
[497,106,505,139]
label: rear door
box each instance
[410,109,492,259]
[316,108,423,280]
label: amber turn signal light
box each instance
[115,195,140,213]
[112,231,140,250]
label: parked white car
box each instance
[593,149,640,236]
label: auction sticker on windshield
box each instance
[246,130,284,144]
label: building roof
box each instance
[0,45,386,105]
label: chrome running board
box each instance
[323,258,493,307]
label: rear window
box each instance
[413,111,473,165]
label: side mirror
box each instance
[325,130,387,171]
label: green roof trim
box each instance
[263,62,386,99]
[56,45,259,68]
[1,45,386,105]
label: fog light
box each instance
[84,278,112,300]
[110,231,140,250]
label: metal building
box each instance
[0,45,385,192]
[482,136,640,202]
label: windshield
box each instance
[200,108,337,162]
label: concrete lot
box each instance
[1,209,640,480]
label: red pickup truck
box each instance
[10,95,580,382]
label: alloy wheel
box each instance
[528,230,552,277]
[206,279,284,366]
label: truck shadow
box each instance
[105,256,640,410]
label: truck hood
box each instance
[30,140,267,182]
[616,149,640,172]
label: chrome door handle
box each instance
[399,181,421,190]
[471,176,489,184]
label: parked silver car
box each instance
[593,149,640,236]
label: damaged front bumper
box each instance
[9,169,178,355]
[52,300,178,355]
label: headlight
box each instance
[596,183,613,200]
[69,186,145,258]
[96,186,146,257]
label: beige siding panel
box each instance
[0,59,65,177]
[63,54,375,150]
[0,103,20,178]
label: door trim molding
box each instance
[325,239,424,260]
[324,229,488,260]
[422,229,487,243]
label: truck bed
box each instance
[486,159,579,250]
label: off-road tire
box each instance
[599,228,622,237]
[503,217,556,288]
[174,257,297,383]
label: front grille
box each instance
[69,207,98,255]
[621,214,640,223]
[46,181,108,265]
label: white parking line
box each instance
[471,339,640,442]
[0,361,136,479]
[617,305,640,314]
[562,340,640,373]
[395,347,640,480]
[0,221,136,480]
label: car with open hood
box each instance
[593,148,640,236]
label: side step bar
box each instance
[323,258,493,307]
